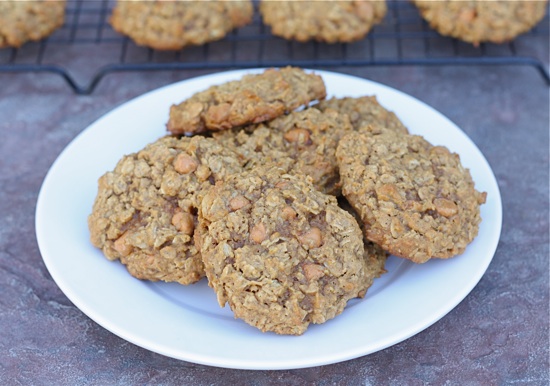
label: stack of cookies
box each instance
[88,67,486,335]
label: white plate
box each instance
[36,69,502,370]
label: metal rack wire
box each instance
[1,0,548,94]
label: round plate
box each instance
[35,69,502,370]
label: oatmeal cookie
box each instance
[0,0,66,48]
[88,135,242,284]
[167,67,327,135]
[213,108,353,195]
[338,195,389,281]
[196,167,375,335]
[412,0,548,45]
[260,0,387,43]
[213,125,296,183]
[313,96,408,135]
[110,0,253,51]
[336,129,487,264]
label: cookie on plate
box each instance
[110,0,253,51]
[338,195,389,281]
[259,0,387,43]
[213,108,353,195]
[88,135,242,285]
[412,0,548,45]
[336,129,487,264]
[0,0,66,48]
[167,67,327,135]
[196,167,379,335]
[313,96,408,135]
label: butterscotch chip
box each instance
[260,0,387,43]
[167,67,327,135]
[88,135,242,285]
[110,0,253,51]
[213,108,352,195]
[0,0,66,48]
[336,129,487,264]
[196,167,379,335]
[313,96,408,135]
[412,0,548,45]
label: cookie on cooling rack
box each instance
[196,166,381,335]
[167,67,327,135]
[88,135,243,285]
[259,0,387,43]
[313,96,409,135]
[336,129,487,264]
[412,0,548,45]
[110,0,253,51]
[0,0,66,48]
[213,108,353,196]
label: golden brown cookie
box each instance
[88,135,242,285]
[313,96,408,135]
[213,108,353,195]
[110,0,253,51]
[196,167,379,335]
[338,195,389,281]
[260,0,387,43]
[336,129,487,264]
[167,67,327,135]
[412,0,548,45]
[0,0,66,48]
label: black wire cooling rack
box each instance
[1,0,548,94]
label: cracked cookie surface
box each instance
[88,135,242,284]
[0,0,66,48]
[260,0,387,43]
[110,0,253,50]
[412,0,548,45]
[213,108,352,195]
[196,167,377,335]
[167,67,327,135]
[336,129,487,263]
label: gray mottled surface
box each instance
[0,57,548,384]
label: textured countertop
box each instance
[1,44,549,385]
